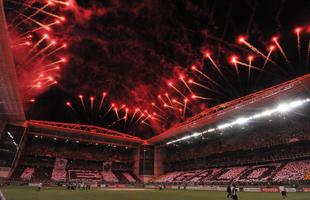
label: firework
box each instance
[238,37,274,64]
[247,56,253,81]
[230,56,239,77]
[78,94,86,111]
[191,65,219,87]
[295,27,302,59]
[27,40,57,63]
[172,98,184,107]
[124,108,129,126]
[98,92,107,111]
[66,101,74,111]
[163,103,175,110]
[158,95,168,106]
[168,82,187,99]
[49,0,70,6]
[41,58,66,68]
[5,0,68,100]
[180,76,194,94]
[129,108,140,125]
[45,43,67,58]
[114,107,120,120]
[188,78,217,94]
[262,45,275,69]
[205,52,224,77]
[90,96,94,112]
[192,94,212,101]
[272,37,289,63]
[12,2,51,29]
[164,93,173,105]
[135,113,145,124]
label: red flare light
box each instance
[191,94,196,99]
[204,52,210,57]
[269,45,276,51]
[188,79,193,83]
[238,36,247,43]
[66,102,71,106]
[191,65,196,70]
[248,56,253,61]
[102,92,107,96]
[90,96,94,101]
[272,36,278,42]
[168,82,173,86]
[295,27,302,33]
[230,56,238,63]
[78,94,83,99]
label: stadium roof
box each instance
[0,3,25,123]
[26,120,143,148]
[148,73,310,145]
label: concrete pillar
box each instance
[154,146,165,177]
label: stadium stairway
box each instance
[269,163,287,181]
[113,171,130,184]
[130,172,141,183]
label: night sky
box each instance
[6,0,310,138]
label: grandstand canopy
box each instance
[148,73,310,145]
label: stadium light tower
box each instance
[0,0,25,123]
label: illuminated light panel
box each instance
[166,98,310,145]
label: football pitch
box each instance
[1,186,310,200]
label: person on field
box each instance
[230,183,238,200]
[226,184,231,198]
[279,186,287,199]
[37,182,42,191]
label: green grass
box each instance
[1,186,310,200]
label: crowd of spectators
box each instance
[152,160,310,185]
[273,161,310,181]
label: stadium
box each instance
[0,1,310,200]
